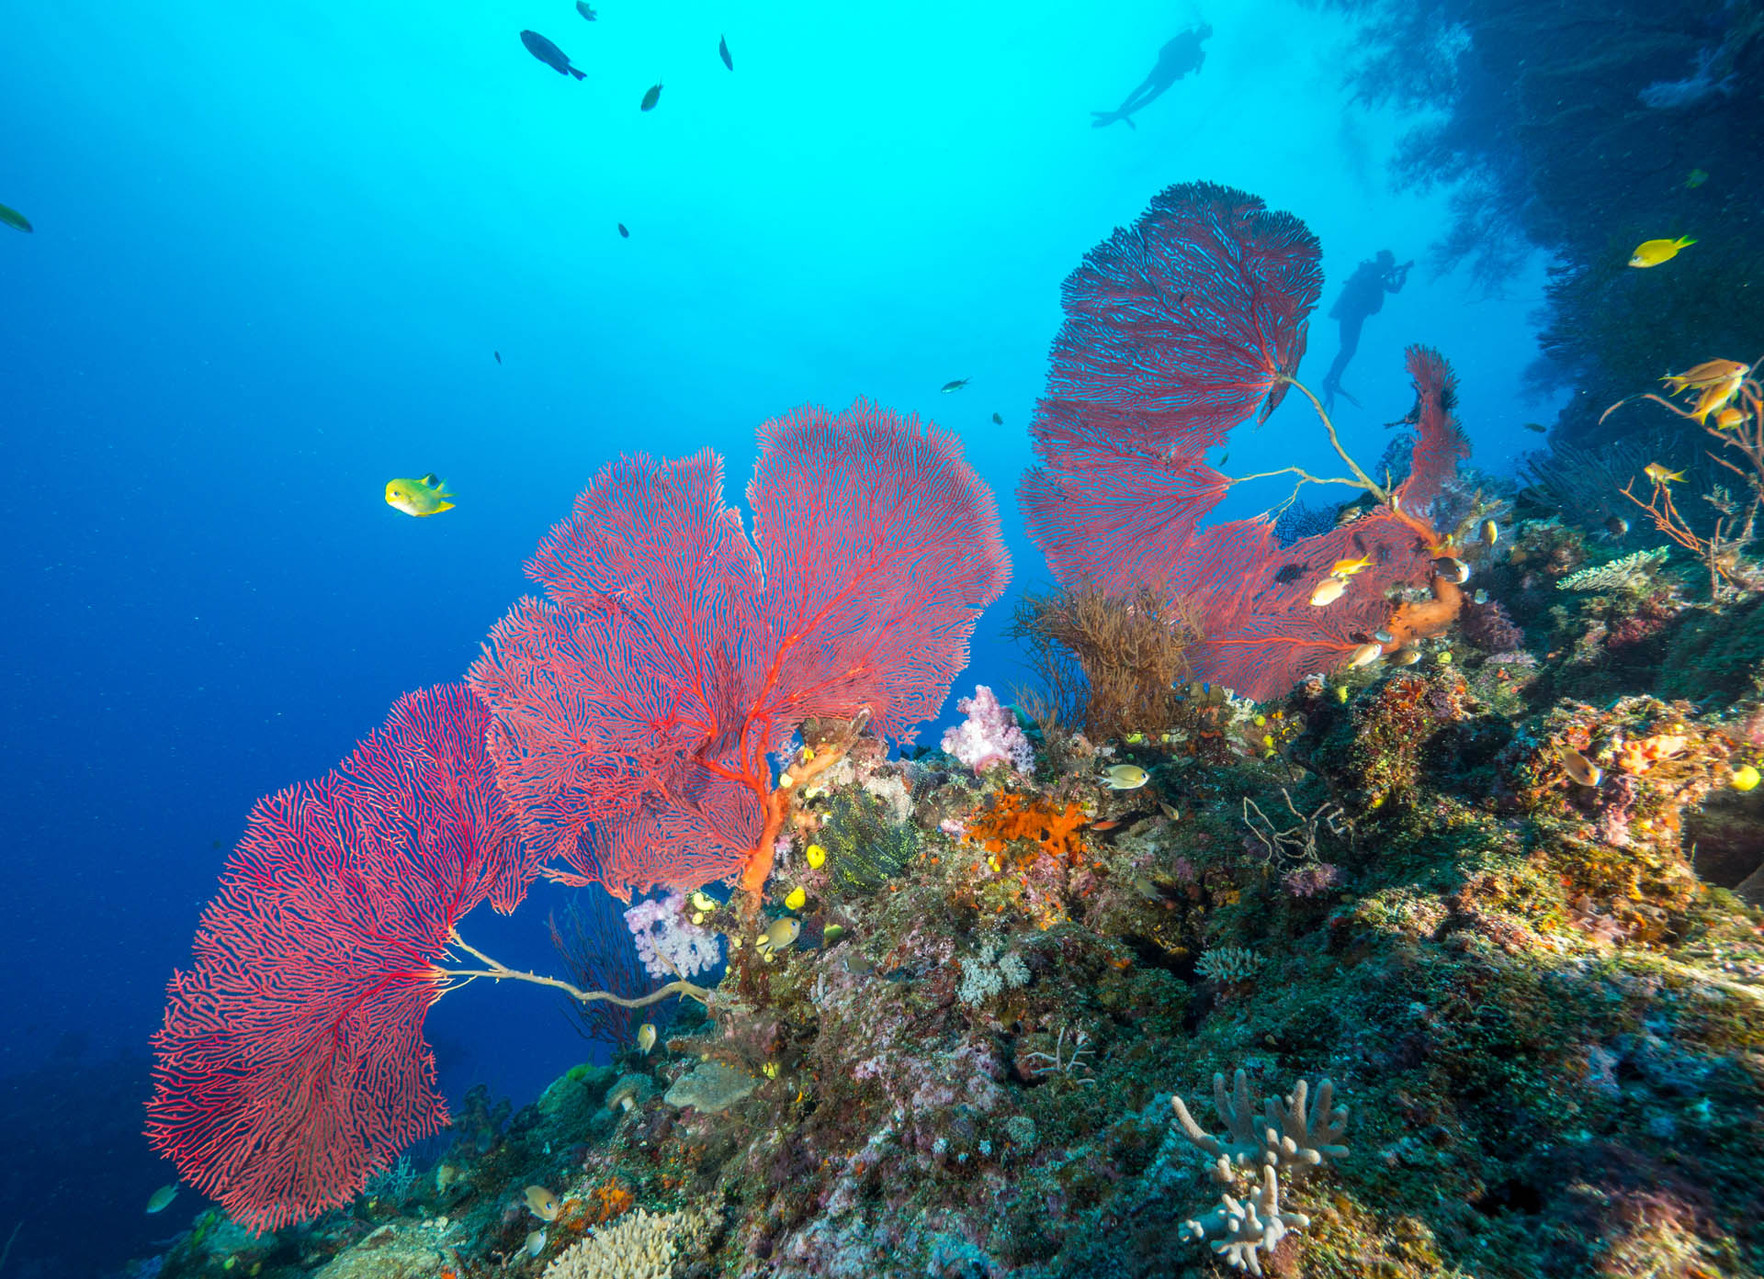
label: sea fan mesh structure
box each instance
[1022,183,1468,701]
[146,684,540,1232]
[470,400,1008,900]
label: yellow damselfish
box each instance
[1629,235,1694,268]
[386,473,456,517]
[1643,463,1686,486]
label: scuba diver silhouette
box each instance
[1092,24,1212,130]
[1320,249,1412,410]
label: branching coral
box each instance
[1168,1070,1350,1273]
[1008,584,1202,741]
[1557,548,1672,594]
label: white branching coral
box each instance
[1167,1070,1350,1273]
[1178,1165,1310,1276]
[540,1206,709,1279]
[1195,946,1266,984]
[1557,547,1671,593]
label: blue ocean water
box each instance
[2,1,1553,1272]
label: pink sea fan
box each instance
[471,400,1009,899]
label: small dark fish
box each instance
[617,223,629,238]
[641,81,663,111]
[1524,421,1548,433]
[494,350,502,364]
[575,1,597,18]
[1605,515,1629,537]
[941,378,969,393]
[719,34,733,71]
[1274,563,1306,584]
[1218,451,1229,466]
[1432,556,1471,584]
[521,31,586,80]
[991,412,1003,425]
[0,202,32,233]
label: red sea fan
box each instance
[1022,183,1468,701]
[470,400,1008,901]
[1041,180,1322,444]
[146,684,537,1232]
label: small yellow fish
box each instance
[1663,359,1750,422]
[525,1185,561,1221]
[1345,642,1383,669]
[1481,519,1499,547]
[756,916,801,958]
[525,1229,548,1259]
[784,885,807,911]
[1561,749,1602,788]
[1388,647,1422,667]
[636,1023,657,1054]
[1629,235,1694,268]
[385,472,456,517]
[146,1183,178,1214]
[1310,576,1348,607]
[1643,463,1685,486]
[1329,554,1372,578]
[1686,169,1709,189]
[1715,407,1746,430]
[1101,764,1149,790]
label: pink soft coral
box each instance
[941,684,1034,774]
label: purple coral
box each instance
[941,684,1034,775]
[624,891,722,980]
[1460,597,1524,654]
[1281,863,1342,898]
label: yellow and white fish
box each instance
[385,473,456,517]
[1101,764,1149,790]
[1629,235,1694,268]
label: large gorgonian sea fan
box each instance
[146,684,542,1233]
[470,399,1009,901]
[1023,180,1468,701]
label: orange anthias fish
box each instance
[1662,359,1750,422]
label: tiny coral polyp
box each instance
[964,792,1089,867]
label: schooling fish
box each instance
[0,202,32,233]
[1643,463,1686,486]
[386,473,456,517]
[641,81,663,111]
[941,378,969,393]
[1329,553,1372,578]
[1523,421,1548,433]
[1686,168,1709,188]
[719,34,733,70]
[520,30,586,80]
[618,223,629,238]
[146,1183,178,1214]
[1310,576,1348,607]
[576,1,597,18]
[992,412,1003,425]
[493,350,501,364]
[1629,235,1694,268]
